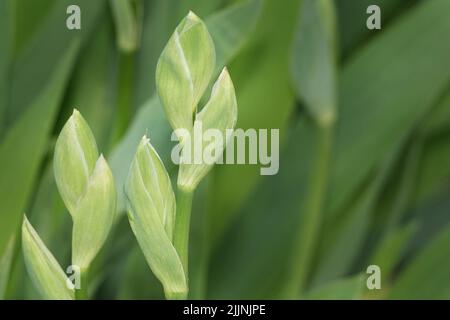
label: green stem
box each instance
[173,187,194,285]
[284,121,334,298]
[75,267,89,300]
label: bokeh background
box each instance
[1,0,450,299]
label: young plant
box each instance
[125,11,237,299]
[22,110,116,300]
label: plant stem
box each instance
[173,187,194,283]
[284,121,334,298]
[75,267,89,300]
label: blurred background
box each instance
[1,0,450,299]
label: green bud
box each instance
[54,110,116,270]
[125,136,186,299]
[72,155,116,270]
[22,216,74,300]
[54,109,99,215]
[156,11,216,134]
[178,67,238,191]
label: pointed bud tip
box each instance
[187,10,200,21]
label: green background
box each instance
[1,0,450,299]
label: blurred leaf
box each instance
[118,246,165,299]
[22,217,74,300]
[6,0,106,127]
[12,0,56,56]
[328,0,450,220]
[312,162,386,287]
[368,222,417,281]
[207,0,262,75]
[209,0,300,243]
[412,134,450,207]
[421,86,450,137]
[209,117,315,299]
[63,19,118,150]
[306,274,365,300]
[291,0,337,124]
[0,42,79,258]
[0,237,15,298]
[0,0,14,135]
[389,223,450,299]
[337,0,417,59]
[109,0,140,53]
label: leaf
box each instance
[72,156,116,270]
[368,222,417,280]
[54,110,99,215]
[328,0,450,219]
[389,223,450,299]
[0,0,14,134]
[156,11,215,134]
[109,0,140,52]
[22,217,74,300]
[0,41,79,258]
[208,0,301,242]
[62,19,118,150]
[291,0,337,124]
[337,0,410,58]
[206,0,263,75]
[420,85,450,137]
[0,237,15,298]
[178,68,238,191]
[412,134,450,207]
[208,118,315,299]
[306,274,365,300]
[6,0,106,126]
[125,137,185,299]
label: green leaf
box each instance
[328,0,450,219]
[206,0,263,75]
[125,137,185,299]
[6,0,106,126]
[0,41,79,258]
[72,155,116,270]
[109,0,140,53]
[0,0,14,134]
[207,0,300,242]
[0,237,15,298]
[306,274,365,300]
[178,68,238,191]
[156,11,215,134]
[369,223,417,280]
[291,0,337,125]
[420,85,450,137]
[337,0,408,57]
[389,223,450,299]
[22,217,74,300]
[54,110,99,215]
[412,134,450,207]
[62,19,118,150]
